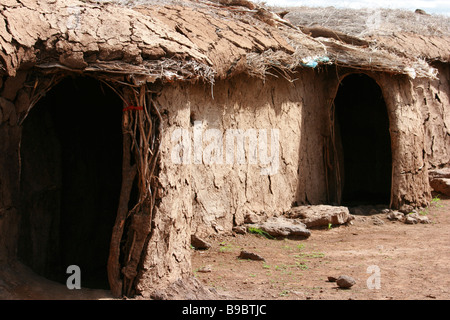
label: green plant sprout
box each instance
[248,226,274,239]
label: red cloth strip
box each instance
[123,105,143,112]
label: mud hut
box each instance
[0,0,448,298]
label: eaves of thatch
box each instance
[0,0,443,84]
[370,33,450,63]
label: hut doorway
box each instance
[334,73,392,206]
[18,76,123,289]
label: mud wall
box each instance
[155,71,338,237]
[420,63,450,169]
[374,68,449,210]
[0,70,31,264]
[375,73,430,209]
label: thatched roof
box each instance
[0,0,446,84]
[284,6,450,63]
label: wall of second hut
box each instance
[374,67,450,210]
[420,62,450,169]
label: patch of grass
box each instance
[248,227,274,239]
[295,262,309,270]
[431,195,444,208]
[274,264,284,271]
[279,289,290,297]
[295,252,325,259]
[414,195,444,216]
[219,242,233,253]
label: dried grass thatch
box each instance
[1,0,447,84]
[280,6,450,37]
[276,5,450,65]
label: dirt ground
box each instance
[1,197,448,300]
[192,197,450,300]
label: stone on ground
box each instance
[428,168,450,196]
[238,250,265,261]
[336,275,356,289]
[429,178,450,196]
[191,235,211,250]
[387,211,405,222]
[286,205,353,228]
[247,216,311,238]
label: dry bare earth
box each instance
[1,198,449,300]
[192,198,450,300]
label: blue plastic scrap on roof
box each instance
[301,56,330,68]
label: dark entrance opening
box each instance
[334,73,392,206]
[18,76,123,289]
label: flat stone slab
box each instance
[238,250,265,261]
[191,235,211,250]
[247,216,311,238]
[429,178,450,196]
[429,168,450,179]
[285,205,353,228]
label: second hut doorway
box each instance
[333,73,392,206]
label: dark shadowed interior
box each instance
[18,76,123,289]
[334,73,392,206]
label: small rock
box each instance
[404,215,418,224]
[357,216,367,222]
[399,204,414,214]
[336,275,356,289]
[238,250,265,261]
[387,211,405,222]
[372,216,384,225]
[405,213,430,224]
[191,235,211,250]
[327,276,337,282]
[244,212,264,224]
[232,226,247,235]
[197,265,212,273]
[418,215,431,224]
